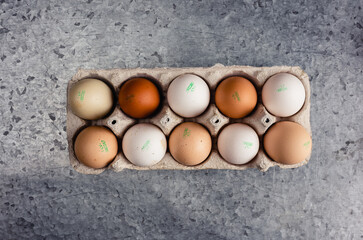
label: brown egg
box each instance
[169,122,212,166]
[119,78,160,118]
[74,126,118,169]
[263,121,312,165]
[215,76,257,118]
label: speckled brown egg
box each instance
[168,122,212,166]
[118,78,160,118]
[215,76,257,118]
[74,126,118,169]
[263,121,312,165]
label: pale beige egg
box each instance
[69,78,114,120]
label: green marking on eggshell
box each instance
[243,141,253,149]
[78,90,85,101]
[186,82,195,92]
[99,140,109,152]
[232,91,240,101]
[303,140,310,148]
[141,140,151,150]
[126,94,135,101]
[183,128,191,137]
[277,84,287,92]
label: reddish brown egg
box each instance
[118,78,160,118]
[215,76,257,118]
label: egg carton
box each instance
[66,64,311,174]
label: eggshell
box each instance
[74,126,118,169]
[69,78,113,120]
[262,73,305,117]
[215,76,257,118]
[218,123,259,165]
[263,121,312,165]
[119,78,160,118]
[122,123,167,167]
[167,74,210,118]
[168,122,212,166]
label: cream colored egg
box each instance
[69,78,114,120]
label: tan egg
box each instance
[69,78,114,120]
[263,121,312,165]
[169,122,212,166]
[215,76,257,118]
[74,126,118,169]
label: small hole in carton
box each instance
[264,118,270,123]
[160,116,170,126]
[210,116,221,126]
[111,120,117,125]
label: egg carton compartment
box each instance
[66,64,311,174]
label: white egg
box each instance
[167,74,210,118]
[217,123,259,165]
[262,73,306,117]
[122,123,167,167]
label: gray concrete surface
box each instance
[0,0,362,239]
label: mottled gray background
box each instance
[0,0,362,239]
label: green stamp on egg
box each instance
[303,141,310,148]
[78,90,85,101]
[126,94,135,102]
[183,128,191,137]
[186,82,195,92]
[98,140,109,153]
[243,141,253,149]
[277,84,287,92]
[141,140,151,151]
[232,91,240,101]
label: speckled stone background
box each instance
[0,0,362,239]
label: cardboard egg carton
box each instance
[66,64,311,174]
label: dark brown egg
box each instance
[118,78,160,118]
